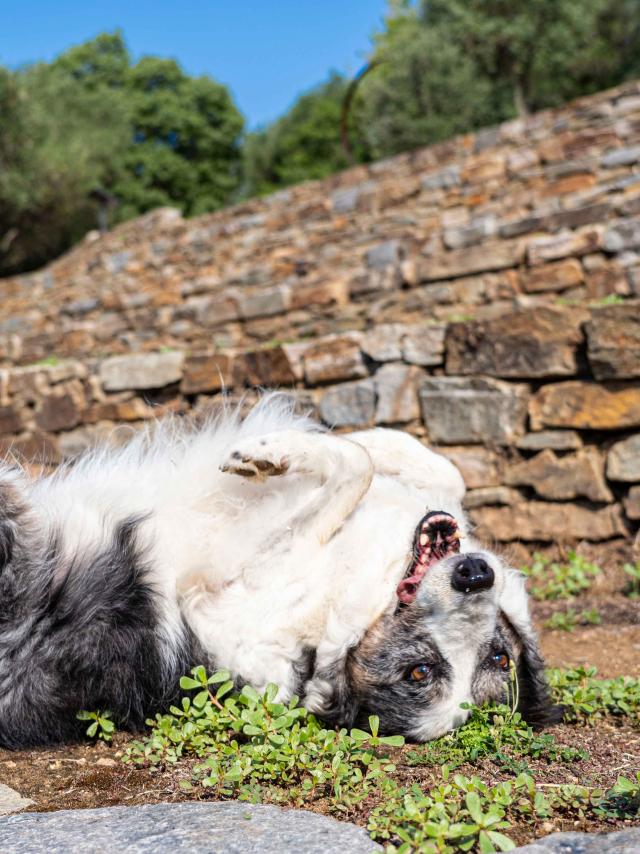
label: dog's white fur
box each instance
[16,395,538,740]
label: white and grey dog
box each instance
[0,395,559,748]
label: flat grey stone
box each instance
[0,783,34,816]
[99,351,185,391]
[513,827,640,853]
[0,802,381,854]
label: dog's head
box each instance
[305,512,561,740]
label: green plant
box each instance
[77,709,116,742]
[548,667,640,723]
[623,562,640,598]
[543,608,601,632]
[589,294,626,306]
[521,552,601,600]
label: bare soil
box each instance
[1,541,639,847]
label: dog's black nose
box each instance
[451,556,494,593]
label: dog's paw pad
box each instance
[220,441,290,479]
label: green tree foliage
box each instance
[241,73,370,198]
[0,32,243,275]
[0,63,130,275]
[53,34,244,219]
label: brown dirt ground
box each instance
[1,541,639,847]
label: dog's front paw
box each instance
[220,437,290,480]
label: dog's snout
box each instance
[451,556,494,593]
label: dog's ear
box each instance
[303,657,360,730]
[499,568,563,728]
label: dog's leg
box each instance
[220,430,374,543]
[348,428,465,500]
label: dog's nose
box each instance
[451,556,494,593]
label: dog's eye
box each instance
[493,652,510,671]
[408,664,429,682]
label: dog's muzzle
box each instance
[451,555,494,593]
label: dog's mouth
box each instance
[396,511,461,604]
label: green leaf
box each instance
[487,831,516,850]
[179,676,200,690]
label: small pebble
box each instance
[95,758,117,768]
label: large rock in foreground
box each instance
[513,827,640,853]
[0,803,381,854]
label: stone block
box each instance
[180,354,234,394]
[0,431,60,465]
[470,502,626,542]
[520,259,583,293]
[530,381,640,430]
[527,227,603,265]
[586,302,640,379]
[445,307,587,378]
[601,144,640,168]
[234,347,297,387]
[624,485,640,519]
[401,324,446,366]
[463,486,522,508]
[0,406,23,435]
[436,446,502,488]
[365,240,402,269]
[361,324,403,362]
[421,165,460,191]
[303,336,368,385]
[193,294,239,325]
[237,286,290,320]
[99,352,184,392]
[603,216,640,252]
[319,379,376,427]
[374,364,422,424]
[35,392,81,432]
[516,430,583,452]
[419,377,528,444]
[505,448,613,502]
[607,433,640,481]
[418,241,524,281]
[443,216,496,250]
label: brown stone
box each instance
[445,306,587,378]
[35,393,80,432]
[290,279,347,311]
[540,173,597,196]
[520,259,583,293]
[83,398,154,424]
[303,336,367,385]
[463,486,522,508]
[527,227,603,265]
[504,448,613,502]
[436,446,503,488]
[0,406,23,435]
[469,501,627,542]
[233,347,297,387]
[530,381,640,430]
[417,240,524,282]
[586,302,640,380]
[181,354,234,394]
[0,431,61,465]
[624,485,640,520]
[607,433,640,482]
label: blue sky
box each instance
[1,1,389,128]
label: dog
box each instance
[0,395,559,748]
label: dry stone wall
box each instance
[0,81,639,547]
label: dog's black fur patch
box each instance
[0,514,202,749]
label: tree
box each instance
[356,6,502,159]
[419,0,640,117]
[241,74,370,198]
[0,65,130,276]
[53,33,244,219]
[0,32,244,274]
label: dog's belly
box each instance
[176,474,434,695]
